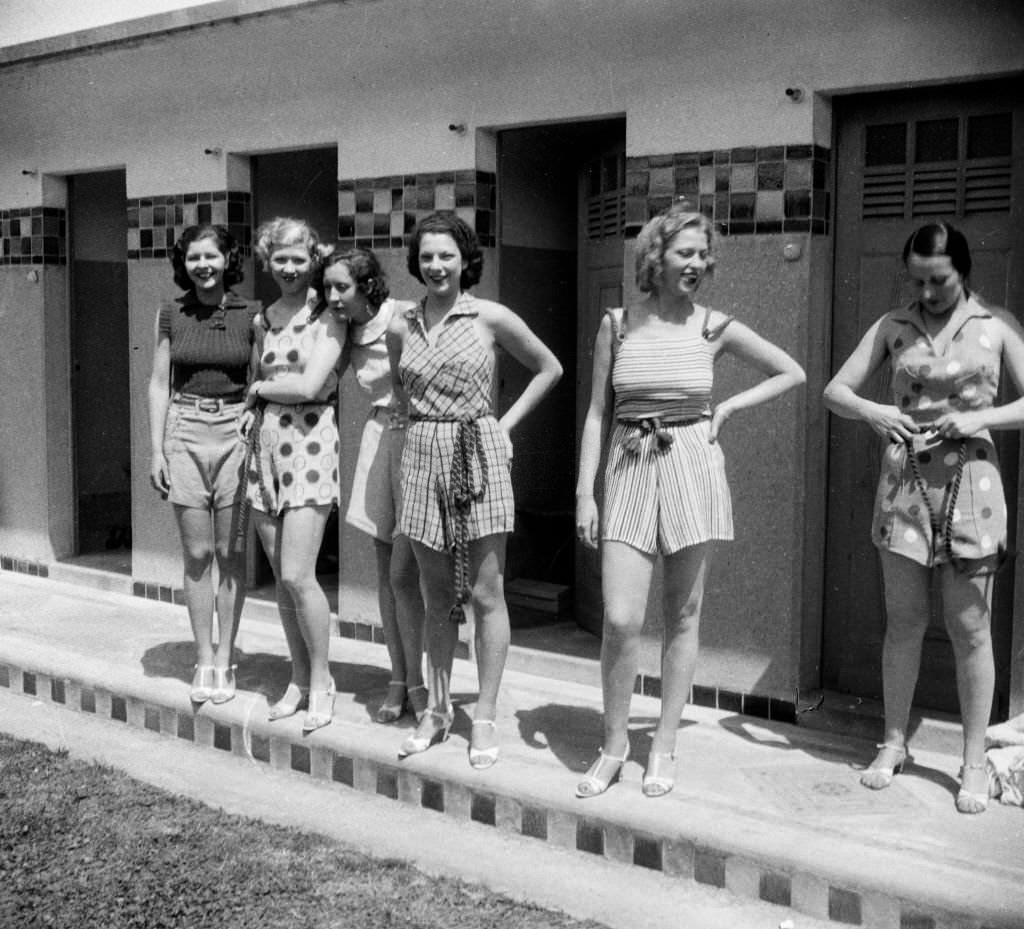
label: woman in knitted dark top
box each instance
[148,224,260,706]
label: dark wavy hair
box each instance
[635,201,716,293]
[322,244,390,309]
[406,212,483,290]
[170,224,244,292]
[902,222,972,289]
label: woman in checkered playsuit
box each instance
[388,213,562,768]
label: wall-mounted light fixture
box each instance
[448,122,467,136]
[784,87,805,103]
[203,147,223,156]
[20,168,37,176]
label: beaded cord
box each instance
[440,419,490,624]
[231,404,273,550]
[904,436,967,568]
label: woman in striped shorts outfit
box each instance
[574,202,805,798]
[388,213,562,768]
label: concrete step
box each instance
[1,569,1023,929]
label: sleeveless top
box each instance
[609,304,731,450]
[159,290,259,398]
[348,298,400,409]
[398,293,492,422]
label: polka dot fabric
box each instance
[246,303,340,514]
[871,297,1006,569]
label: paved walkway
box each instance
[1,570,1022,929]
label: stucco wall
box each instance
[1,0,1023,698]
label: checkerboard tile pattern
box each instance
[126,190,252,259]
[0,207,66,265]
[335,170,496,250]
[626,144,830,236]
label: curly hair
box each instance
[170,225,244,292]
[406,212,483,290]
[634,202,716,293]
[902,221,972,284]
[321,244,390,309]
[252,217,322,270]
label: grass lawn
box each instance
[0,734,606,929]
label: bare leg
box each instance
[467,534,509,725]
[277,505,335,697]
[211,504,246,670]
[651,544,709,757]
[254,512,309,688]
[389,535,426,693]
[599,540,656,758]
[173,505,216,667]
[410,540,457,716]
[866,550,932,779]
[940,565,994,805]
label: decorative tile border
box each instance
[626,144,831,236]
[126,190,252,260]
[0,207,66,265]
[0,555,49,577]
[336,170,496,250]
[1,659,1004,928]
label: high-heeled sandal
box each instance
[376,681,407,724]
[956,762,990,814]
[210,665,237,705]
[576,747,629,798]
[302,680,337,734]
[859,743,909,790]
[407,684,429,722]
[398,708,452,758]
[190,665,215,703]
[469,720,500,770]
[642,751,676,798]
[268,682,309,721]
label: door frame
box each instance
[823,76,1024,718]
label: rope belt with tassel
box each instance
[617,414,703,455]
[903,436,967,569]
[413,415,490,624]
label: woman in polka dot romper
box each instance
[244,218,346,733]
[825,221,1024,813]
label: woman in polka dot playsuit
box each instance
[245,218,346,733]
[825,222,1024,814]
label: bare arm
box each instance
[481,303,563,435]
[710,318,806,442]
[574,315,614,549]
[823,316,918,441]
[147,310,172,496]
[385,311,410,417]
[247,312,348,405]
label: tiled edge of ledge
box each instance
[0,659,1008,929]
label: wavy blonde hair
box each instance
[634,202,716,293]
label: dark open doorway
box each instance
[250,147,340,592]
[68,169,131,568]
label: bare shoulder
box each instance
[473,297,515,322]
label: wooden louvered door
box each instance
[823,78,1024,714]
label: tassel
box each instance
[449,604,467,625]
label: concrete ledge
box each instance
[1,646,1022,929]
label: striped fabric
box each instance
[398,295,514,552]
[603,321,733,554]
